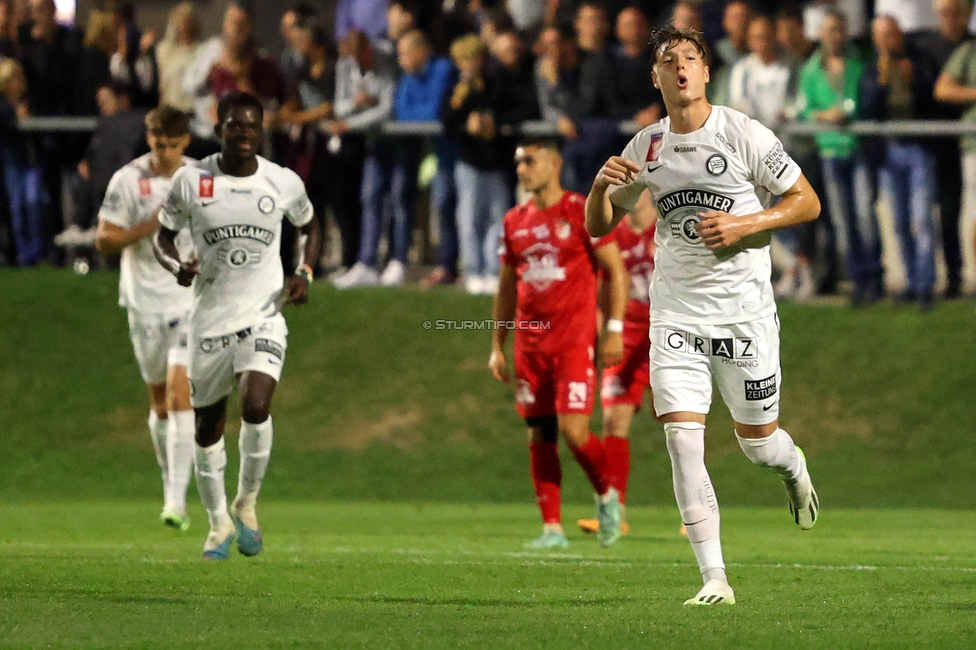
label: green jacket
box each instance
[800,50,864,159]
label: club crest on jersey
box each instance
[522,242,566,290]
[258,196,275,214]
[706,154,727,176]
[645,132,664,162]
[199,175,214,198]
[138,178,152,196]
[203,224,275,246]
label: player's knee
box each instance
[602,412,627,439]
[525,416,558,444]
[241,400,271,425]
[559,422,589,448]
[663,422,706,459]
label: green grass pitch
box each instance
[1,269,976,647]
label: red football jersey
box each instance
[606,216,656,325]
[501,191,609,352]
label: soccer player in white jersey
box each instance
[153,91,321,560]
[585,25,822,606]
[94,105,197,532]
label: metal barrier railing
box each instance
[18,116,976,138]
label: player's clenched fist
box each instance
[488,348,511,383]
[593,157,642,191]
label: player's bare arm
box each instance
[153,226,198,287]
[584,157,642,237]
[284,218,321,306]
[593,242,627,367]
[698,174,821,251]
[489,264,518,383]
[95,215,161,255]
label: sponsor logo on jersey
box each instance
[762,142,792,180]
[567,381,588,409]
[657,189,735,245]
[521,242,566,290]
[715,132,736,153]
[645,132,664,162]
[258,196,276,214]
[255,337,283,360]
[664,329,758,366]
[105,191,122,212]
[138,178,152,196]
[199,175,214,198]
[202,224,275,246]
[531,224,550,240]
[706,154,727,176]
[674,146,697,153]
[745,374,777,401]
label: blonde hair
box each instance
[162,2,200,47]
[450,34,485,61]
[82,9,116,55]
[0,57,25,95]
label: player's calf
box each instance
[736,427,818,529]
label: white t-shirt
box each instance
[608,105,802,325]
[728,54,794,129]
[98,154,196,315]
[158,154,314,337]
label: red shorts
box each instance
[601,324,650,409]
[514,344,596,419]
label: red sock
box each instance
[569,432,610,496]
[529,442,562,524]
[603,435,631,504]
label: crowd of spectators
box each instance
[2,0,976,309]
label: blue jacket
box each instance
[394,57,454,122]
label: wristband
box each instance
[295,264,314,284]
[606,319,624,334]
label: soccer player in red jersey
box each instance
[577,191,657,537]
[489,137,629,549]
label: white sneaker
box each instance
[786,447,819,530]
[334,262,379,289]
[380,260,406,286]
[53,225,84,247]
[479,275,499,295]
[465,276,484,295]
[684,579,736,606]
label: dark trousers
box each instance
[934,140,963,291]
[432,155,458,274]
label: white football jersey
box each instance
[158,154,314,337]
[98,154,196,315]
[608,105,802,325]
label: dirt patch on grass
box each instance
[301,406,424,451]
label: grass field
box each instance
[2,502,975,649]
[2,269,976,647]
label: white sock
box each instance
[736,428,806,484]
[195,438,230,529]
[147,411,169,500]
[165,410,196,511]
[236,417,273,508]
[664,422,727,585]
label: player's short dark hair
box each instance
[216,90,264,125]
[774,5,804,24]
[389,0,421,16]
[287,1,316,25]
[303,20,336,54]
[517,136,563,155]
[648,24,711,68]
[555,22,577,43]
[145,104,190,137]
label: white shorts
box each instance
[651,314,781,426]
[188,314,288,408]
[127,310,190,385]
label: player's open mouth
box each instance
[677,75,689,89]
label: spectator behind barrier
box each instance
[574,2,609,55]
[108,2,158,110]
[730,15,816,302]
[606,7,663,128]
[0,0,23,58]
[338,29,451,289]
[709,0,752,106]
[860,15,940,310]
[0,57,47,266]
[75,9,115,117]
[919,0,973,298]
[801,10,884,306]
[441,33,524,296]
[327,30,396,289]
[280,2,317,87]
[156,2,201,114]
[671,1,704,33]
